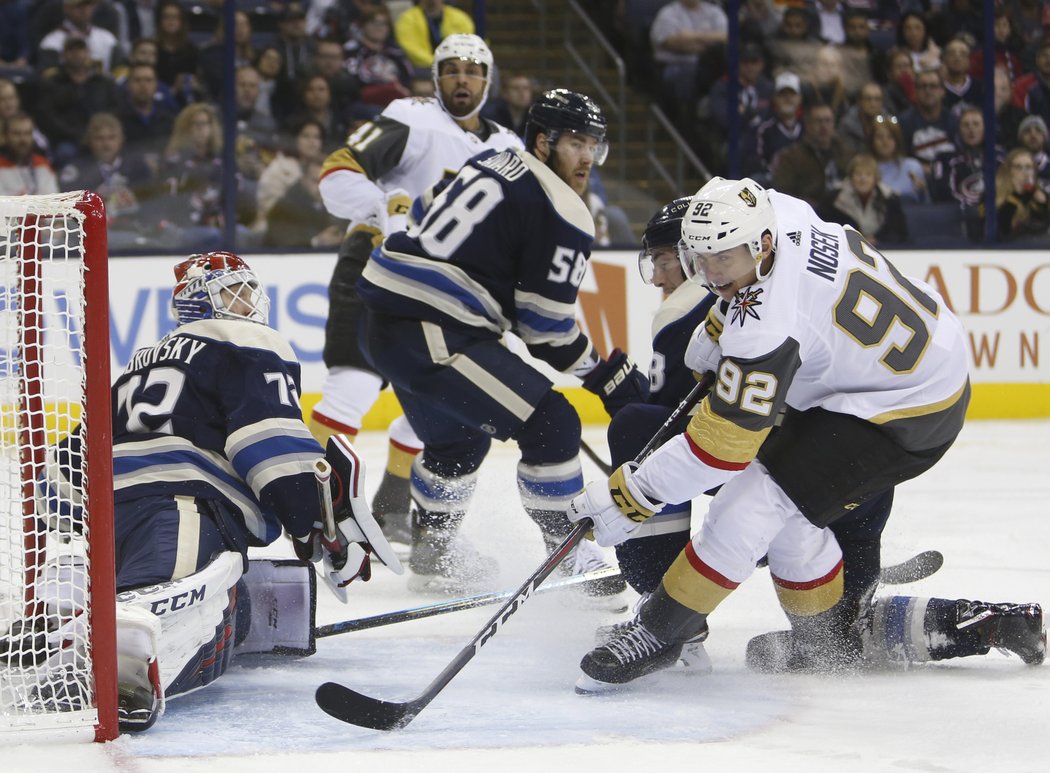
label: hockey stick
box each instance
[580,440,613,476]
[315,566,622,637]
[879,549,943,585]
[315,375,713,730]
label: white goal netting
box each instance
[0,192,113,741]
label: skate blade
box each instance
[574,673,629,695]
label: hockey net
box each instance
[0,192,117,742]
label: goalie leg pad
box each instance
[235,558,317,656]
[117,551,243,701]
[115,605,164,732]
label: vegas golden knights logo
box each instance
[738,187,757,207]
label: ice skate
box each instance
[407,508,498,595]
[594,607,711,676]
[371,471,413,550]
[575,618,691,693]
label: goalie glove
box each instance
[293,435,404,602]
[566,462,664,547]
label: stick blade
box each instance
[880,550,944,585]
[315,681,420,731]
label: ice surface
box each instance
[4,420,1048,772]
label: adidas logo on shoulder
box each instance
[787,231,802,247]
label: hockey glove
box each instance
[582,349,650,418]
[684,321,721,376]
[567,462,664,547]
[384,187,411,236]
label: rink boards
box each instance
[100,250,1049,423]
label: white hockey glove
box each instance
[684,302,725,376]
[384,187,411,236]
[294,435,404,602]
[567,463,664,547]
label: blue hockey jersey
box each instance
[358,147,597,374]
[648,282,717,409]
[111,319,323,546]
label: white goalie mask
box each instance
[677,177,777,295]
[432,33,493,121]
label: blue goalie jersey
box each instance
[111,319,323,546]
[358,147,597,374]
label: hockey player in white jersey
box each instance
[313,34,523,544]
[567,177,1041,691]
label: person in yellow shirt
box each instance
[394,0,476,70]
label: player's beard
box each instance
[443,86,484,118]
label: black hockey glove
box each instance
[582,349,650,418]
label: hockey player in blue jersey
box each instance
[357,89,649,594]
[20,252,402,733]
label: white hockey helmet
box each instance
[432,33,493,120]
[171,251,270,326]
[677,177,777,286]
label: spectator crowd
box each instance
[611,0,1050,244]
[2,1,1050,246]
[0,0,493,250]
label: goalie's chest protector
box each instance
[375,98,523,195]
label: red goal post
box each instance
[0,191,117,742]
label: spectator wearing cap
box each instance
[276,2,315,82]
[649,0,728,111]
[1016,114,1050,185]
[771,101,854,207]
[38,0,127,75]
[33,36,120,168]
[741,71,803,186]
[394,0,475,72]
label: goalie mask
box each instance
[677,177,777,298]
[525,89,608,166]
[638,196,691,287]
[171,251,270,326]
[432,33,493,121]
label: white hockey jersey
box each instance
[633,191,970,505]
[319,97,523,227]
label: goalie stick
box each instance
[314,374,714,731]
[316,566,622,637]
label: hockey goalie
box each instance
[8,252,401,732]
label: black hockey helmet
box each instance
[638,197,691,284]
[525,89,608,165]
